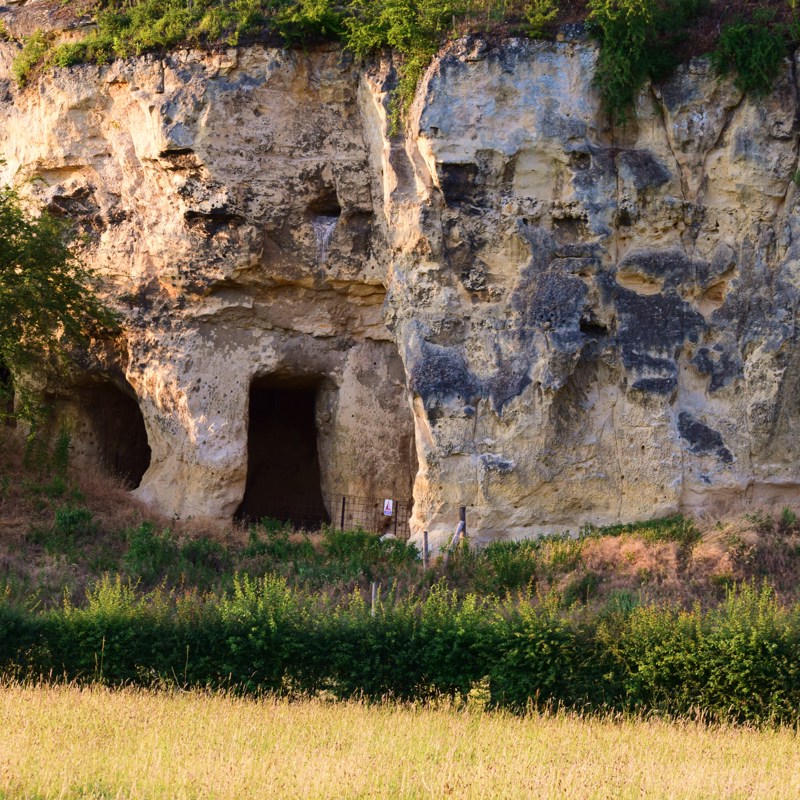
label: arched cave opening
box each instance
[235,378,330,527]
[74,381,151,489]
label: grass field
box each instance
[1,684,799,799]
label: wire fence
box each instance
[249,492,414,540]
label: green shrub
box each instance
[523,0,559,37]
[243,519,306,561]
[481,540,539,593]
[275,0,345,45]
[124,522,178,583]
[30,505,98,556]
[588,0,707,123]
[489,600,612,710]
[12,30,50,87]
[712,10,787,95]
[613,583,800,723]
[587,0,654,121]
[320,527,420,579]
[50,0,278,68]
[54,506,97,538]
[176,536,231,590]
[217,574,311,692]
[0,587,36,671]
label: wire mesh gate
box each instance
[249,492,414,540]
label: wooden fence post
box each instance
[422,530,429,569]
[443,508,467,567]
[340,495,346,531]
[371,581,378,617]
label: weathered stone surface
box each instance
[0,44,417,521]
[3,33,800,545]
[385,38,800,544]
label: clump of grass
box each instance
[124,522,178,583]
[523,0,558,36]
[0,19,14,42]
[581,513,700,547]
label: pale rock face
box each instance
[383,39,800,545]
[0,44,417,522]
[2,34,800,544]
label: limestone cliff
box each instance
[2,33,800,545]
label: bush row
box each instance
[2,577,799,724]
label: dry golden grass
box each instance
[1,684,800,799]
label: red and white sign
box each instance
[383,499,394,517]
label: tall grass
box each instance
[1,683,799,799]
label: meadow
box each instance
[1,683,800,799]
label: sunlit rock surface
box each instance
[2,33,800,544]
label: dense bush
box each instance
[12,30,49,86]
[608,585,800,723]
[3,576,800,724]
[712,9,788,95]
[587,0,708,122]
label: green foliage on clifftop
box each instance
[5,1,800,126]
[712,7,792,94]
[587,0,709,122]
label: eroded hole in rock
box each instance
[580,318,609,338]
[569,151,591,171]
[235,379,330,527]
[72,382,151,488]
[307,191,342,218]
[308,191,341,265]
[616,208,633,227]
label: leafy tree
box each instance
[0,184,118,421]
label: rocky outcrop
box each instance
[2,32,800,544]
[0,44,417,522]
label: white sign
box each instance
[383,499,394,517]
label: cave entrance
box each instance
[236,379,330,527]
[74,382,151,489]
